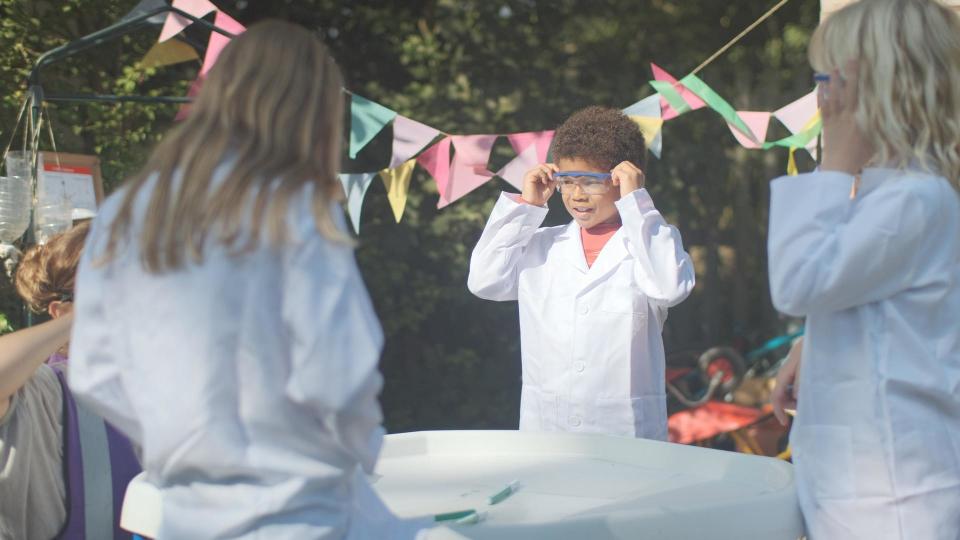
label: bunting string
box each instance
[147,0,820,231]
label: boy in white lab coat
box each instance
[468,106,695,440]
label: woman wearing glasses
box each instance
[468,106,695,440]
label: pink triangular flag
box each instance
[159,0,218,42]
[727,111,771,149]
[416,137,452,201]
[174,77,203,121]
[200,10,246,76]
[496,143,538,191]
[773,89,817,134]
[507,130,555,163]
[438,135,497,209]
[774,89,819,159]
[390,115,441,168]
[651,63,707,120]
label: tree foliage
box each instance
[0,0,818,431]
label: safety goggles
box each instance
[554,171,613,195]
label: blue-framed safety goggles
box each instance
[553,171,613,195]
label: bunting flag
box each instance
[623,94,663,158]
[200,10,246,76]
[496,143,538,191]
[787,147,799,176]
[439,135,497,209]
[140,39,199,69]
[506,130,555,163]
[648,67,822,155]
[339,172,377,232]
[159,0,217,42]
[773,89,819,159]
[174,77,203,121]
[498,130,555,190]
[350,95,397,159]
[390,115,441,168]
[379,159,417,222]
[651,63,706,120]
[674,73,757,142]
[761,113,821,150]
[416,137,452,200]
[726,111,771,150]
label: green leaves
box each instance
[0,312,12,335]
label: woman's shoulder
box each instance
[2,365,63,429]
[876,169,958,211]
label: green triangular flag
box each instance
[349,94,398,159]
[678,74,757,142]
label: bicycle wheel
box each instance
[697,346,747,397]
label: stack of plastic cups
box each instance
[0,151,32,245]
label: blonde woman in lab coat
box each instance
[768,0,960,537]
[469,107,695,440]
[68,21,426,539]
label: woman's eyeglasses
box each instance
[554,171,613,195]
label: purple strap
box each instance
[53,367,141,540]
[55,368,86,540]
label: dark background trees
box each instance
[0,0,817,432]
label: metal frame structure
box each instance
[9,3,236,325]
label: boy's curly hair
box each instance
[15,222,90,314]
[551,106,647,170]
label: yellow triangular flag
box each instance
[141,39,200,69]
[628,115,664,148]
[379,159,417,223]
[787,112,820,175]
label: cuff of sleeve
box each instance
[489,192,549,228]
[506,192,548,208]
[615,188,658,221]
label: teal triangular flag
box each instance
[349,94,397,159]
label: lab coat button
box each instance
[569,415,582,427]
[573,361,586,372]
[579,305,589,316]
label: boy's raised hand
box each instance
[611,161,645,197]
[521,163,559,206]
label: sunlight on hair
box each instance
[103,20,349,272]
[809,0,960,188]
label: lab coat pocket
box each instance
[519,385,559,431]
[793,425,857,500]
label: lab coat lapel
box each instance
[557,221,589,274]
[582,228,629,289]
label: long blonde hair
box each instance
[104,19,348,272]
[810,0,960,188]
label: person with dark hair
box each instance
[468,106,695,439]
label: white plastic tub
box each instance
[374,430,804,539]
[120,430,804,539]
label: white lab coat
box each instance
[68,170,427,539]
[768,168,960,539]
[468,190,695,439]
